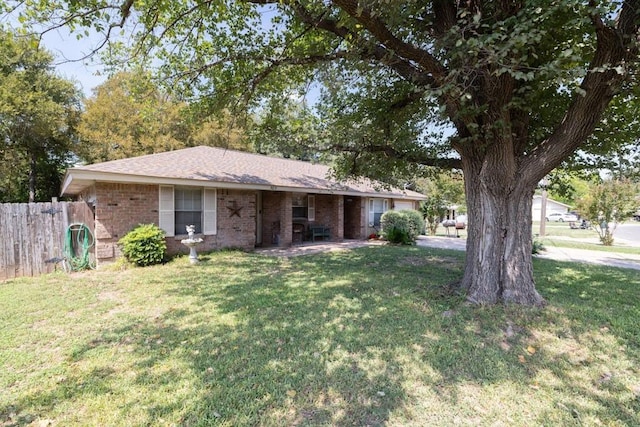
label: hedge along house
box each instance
[61,146,426,264]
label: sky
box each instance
[1,9,106,97]
[41,27,108,98]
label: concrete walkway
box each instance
[257,236,640,271]
[255,239,383,257]
[535,244,640,270]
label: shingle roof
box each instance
[62,146,425,200]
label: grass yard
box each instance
[1,245,639,426]
[532,222,640,255]
[433,221,640,255]
[541,238,640,255]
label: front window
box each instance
[175,188,202,234]
[369,198,389,227]
[292,193,307,219]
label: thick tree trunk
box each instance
[460,151,545,306]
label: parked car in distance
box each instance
[546,212,578,222]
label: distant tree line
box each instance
[0,28,321,203]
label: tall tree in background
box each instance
[417,172,465,235]
[9,1,640,305]
[77,71,185,163]
[77,71,249,164]
[249,96,322,161]
[0,28,81,202]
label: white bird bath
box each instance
[181,225,203,264]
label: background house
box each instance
[531,195,572,221]
[62,146,426,265]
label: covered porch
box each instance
[258,191,361,247]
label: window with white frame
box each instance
[175,187,202,234]
[292,194,315,220]
[292,193,307,219]
[369,198,389,227]
[159,186,217,237]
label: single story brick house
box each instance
[61,146,426,264]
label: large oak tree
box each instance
[9,0,640,305]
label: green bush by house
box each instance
[381,209,425,244]
[118,224,167,267]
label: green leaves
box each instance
[118,223,167,267]
[576,179,639,246]
[3,0,639,202]
[0,27,81,202]
[77,70,249,164]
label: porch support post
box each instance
[332,195,344,241]
[279,192,293,247]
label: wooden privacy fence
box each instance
[0,201,94,281]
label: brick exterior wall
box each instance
[165,188,257,255]
[262,191,284,246]
[90,182,380,264]
[260,192,350,246]
[261,191,292,247]
[92,183,257,264]
[93,182,159,261]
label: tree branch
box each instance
[247,0,436,86]
[32,0,136,64]
[331,142,462,170]
[331,0,447,80]
[522,0,640,186]
[286,2,436,87]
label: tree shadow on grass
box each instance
[2,247,639,425]
[527,258,640,425]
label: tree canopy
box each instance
[0,27,81,202]
[77,70,249,164]
[6,0,640,305]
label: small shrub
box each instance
[402,209,426,238]
[532,238,545,254]
[384,226,413,245]
[381,210,409,235]
[381,209,424,244]
[118,224,167,267]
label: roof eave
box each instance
[61,169,426,200]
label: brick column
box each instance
[280,192,293,247]
[332,195,344,240]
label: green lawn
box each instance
[534,222,640,255]
[2,246,639,426]
[434,222,640,255]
